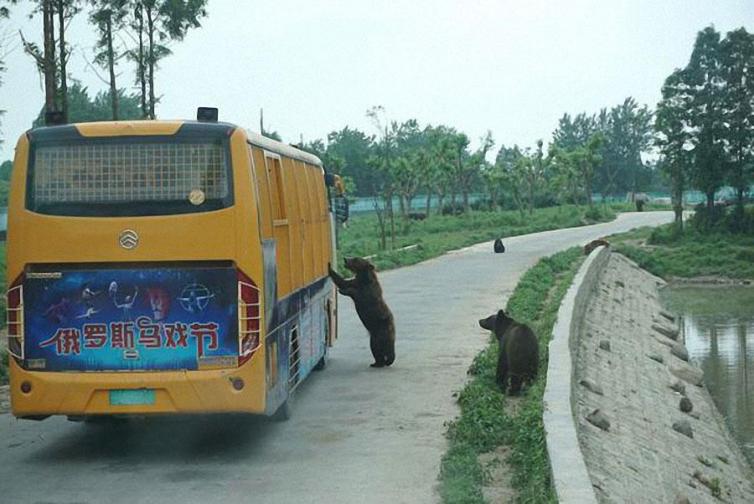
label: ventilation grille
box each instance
[32,142,229,204]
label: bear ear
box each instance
[367,261,375,270]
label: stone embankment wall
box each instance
[571,252,754,503]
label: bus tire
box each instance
[313,353,327,371]
[271,399,292,422]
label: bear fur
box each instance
[329,257,395,367]
[583,238,610,256]
[479,310,539,394]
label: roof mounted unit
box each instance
[197,107,219,122]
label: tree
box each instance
[496,144,526,216]
[18,0,81,123]
[55,0,81,123]
[552,112,595,151]
[325,127,375,196]
[366,106,396,248]
[0,1,16,147]
[686,26,727,211]
[720,28,754,220]
[90,0,129,119]
[656,69,692,229]
[598,98,653,198]
[33,82,142,125]
[425,125,456,215]
[128,0,208,119]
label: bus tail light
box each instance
[237,271,261,366]
[6,277,24,360]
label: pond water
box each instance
[662,286,754,464]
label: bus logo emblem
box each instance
[119,229,139,250]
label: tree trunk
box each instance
[528,183,534,215]
[42,1,56,117]
[57,0,68,123]
[462,187,470,213]
[106,13,119,120]
[425,191,431,217]
[386,189,395,248]
[706,191,715,211]
[146,5,156,119]
[672,179,683,231]
[437,193,445,215]
[135,5,147,118]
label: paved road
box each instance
[0,212,673,504]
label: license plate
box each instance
[109,389,155,406]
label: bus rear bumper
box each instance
[8,356,266,418]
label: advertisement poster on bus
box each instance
[23,267,238,371]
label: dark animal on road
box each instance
[584,238,610,256]
[494,239,505,253]
[479,310,539,395]
[329,257,395,368]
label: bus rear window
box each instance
[27,139,233,217]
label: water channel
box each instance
[661,285,754,465]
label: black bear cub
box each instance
[479,310,539,395]
[329,257,395,368]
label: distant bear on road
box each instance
[479,310,539,394]
[329,257,395,368]
[584,238,610,256]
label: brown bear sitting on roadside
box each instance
[583,238,610,256]
[479,310,539,395]
[329,257,395,368]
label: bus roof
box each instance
[25,120,324,168]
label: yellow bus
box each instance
[6,112,342,421]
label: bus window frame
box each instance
[24,130,235,218]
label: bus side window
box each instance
[250,146,273,239]
[265,153,292,297]
[267,156,287,222]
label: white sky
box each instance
[0,0,752,161]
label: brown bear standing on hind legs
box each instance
[329,257,395,367]
[479,310,539,394]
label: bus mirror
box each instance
[197,107,219,122]
[334,196,349,224]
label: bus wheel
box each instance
[313,353,327,371]
[271,399,292,422]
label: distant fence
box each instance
[348,194,484,215]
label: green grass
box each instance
[610,224,754,280]
[439,247,584,503]
[338,205,614,271]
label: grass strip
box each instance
[610,224,754,280]
[439,247,584,503]
[338,205,615,271]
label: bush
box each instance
[0,349,8,385]
[648,223,683,245]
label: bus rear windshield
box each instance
[27,137,233,217]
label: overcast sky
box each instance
[0,0,752,161]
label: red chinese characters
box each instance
[40,319,225,360]
[110,321,135,349]
[136,317,161,348]
[190,322,219,357]
[40,328,82,355]
[83,323,108,348]
[164,322,189,348]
